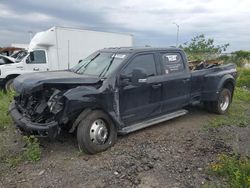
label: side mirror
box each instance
[30,52,34,61]
[120,74,130,87]
[78,59,82,64]
[131,68,147,84]
[26,56,31,64]
[120,68,147,87]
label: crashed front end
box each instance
[9,70,105,138]
[10,88,64,138]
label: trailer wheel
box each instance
[209,88,232,114]
[5,78,15,92]
[77,110,117,154]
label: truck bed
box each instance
[190,63,237,103]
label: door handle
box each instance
[152,83,162,89]
[182,78,190,83]
[33,68,39,71]
[138,78,147,83]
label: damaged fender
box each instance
[62,85,123,133]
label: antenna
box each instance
[67,40,70,69]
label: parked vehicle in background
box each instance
[0,50,28,65]
[10,47,237,154]
[0,26,133,91]
[0,55,15,65]
[0,47,23,56]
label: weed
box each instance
[23,136,41,162]
[209,154,250,188]
[5,135,41,167]
[0,91,14,130]
[5,155,23,167]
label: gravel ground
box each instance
[0,107,249,188]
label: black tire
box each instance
[5,78,14,92]
[208,88,232,114]
[77,110,117,154]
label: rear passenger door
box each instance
[158,51,190,113]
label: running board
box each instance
[118,109,188,135]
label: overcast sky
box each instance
[0,0,249,52]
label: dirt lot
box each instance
[0,106,249,188]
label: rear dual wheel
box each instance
[204,88,232,114]
[77,110,117,154]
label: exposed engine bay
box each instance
[14,88,64,124]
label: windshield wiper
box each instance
[75,53,100,73]
[99,53,116,77]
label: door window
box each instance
[27,50,46,64]
[161,53,184,74]
[122,54,156,77]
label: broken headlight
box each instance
[47,89,64,114]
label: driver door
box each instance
[25,50,49,72]
[119,53,162,125]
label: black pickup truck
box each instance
[10,47,237,154]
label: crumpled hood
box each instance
[0,55,15,65]
[13,70,102,94]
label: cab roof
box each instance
[100,47,183,53]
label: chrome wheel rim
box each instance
[90,119,108,145]
[220,93,230,111]
[6,80,14,92]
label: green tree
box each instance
[231,50,250,67]
[180,34,229,61]
[218,54,230,62]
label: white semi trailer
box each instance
[0,26,133,90]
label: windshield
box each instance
[15,51,28,62]
[71,52,127,77]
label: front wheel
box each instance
[5,78,15,92]
[205,88,232,114]
[77,110,117,154]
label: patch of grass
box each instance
[22,136,41,162]
[234,87,250,102]
[0,91,14,130]
[5,135,41,167]
[208,154,250,188]
[204,87,250,129]
[204,101,250,129]
[0,92,41,167]
[237,68,250,89]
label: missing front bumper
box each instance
[9,102,60,138]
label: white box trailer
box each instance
[0,26,133,90]
[29,26,133,70]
